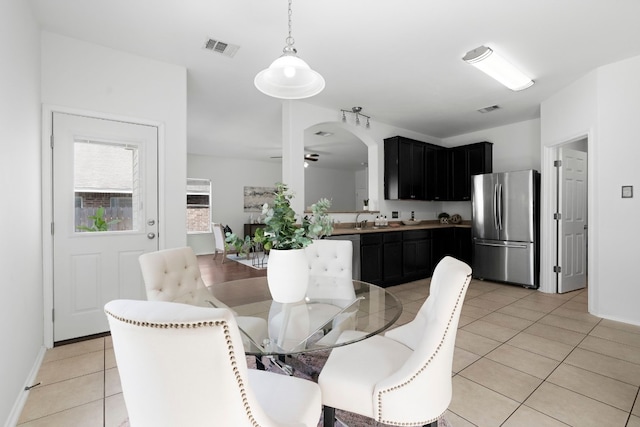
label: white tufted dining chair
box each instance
[105,299,322,427]
[304,239,357,346]
[318,256,472,427]
[138,246,267,347]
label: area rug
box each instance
[227,253,268,270]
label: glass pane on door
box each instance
[74,140,139,232]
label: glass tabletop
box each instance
[205,276,403,356]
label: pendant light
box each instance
[254,0,325,99]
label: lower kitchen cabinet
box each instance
[383,232,403,283]
[360,233,383,285]
[402,230,432,279]
[359,227,471,287]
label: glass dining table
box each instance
[204,276,403,360]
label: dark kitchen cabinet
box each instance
[383,232,403,283]
[360,233,383,285]
[359,227,472,286]
[432,227,472,271]
[450,142,493,201]
[454,227,472,265]
[431,148,451,201]
[384,136,438,200]
[384,136,492,202]
[402,229,432,279]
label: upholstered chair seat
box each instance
[105,299,322,427]
[318,256,472,427]
[138,246,267,346]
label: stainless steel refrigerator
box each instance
[471,170,540,288]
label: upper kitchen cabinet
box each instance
[429,147,450,201]
[384,136,431,200]
[384,137,492,201]
[450,142,492,201]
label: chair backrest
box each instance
[376,256,472,423]
[105,299,277,426]
[212,222,226,251]
[138,247,208,305]
[305,239,352,279]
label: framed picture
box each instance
[244,186,276,212]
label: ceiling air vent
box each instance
[203,38,239,58]
[478,105,500,113]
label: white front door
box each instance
[52,112,159,342]
[558,147,588,293]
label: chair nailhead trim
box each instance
[104,310,262,427]
[376,273,472,426]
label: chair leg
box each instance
[422,421,437,427]
[323,406,336,427]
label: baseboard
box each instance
[4,346,46,427]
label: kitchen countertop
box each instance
[330,220,471,235]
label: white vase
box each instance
[266,248,309,303]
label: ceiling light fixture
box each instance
[462,46,534,91]
[341,107,371,128]
[254,0,325,99]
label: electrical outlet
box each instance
[392,211,398,218]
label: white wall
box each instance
[593,56,640,324]
[41,32,188,249]
[305,166,356,211]
[0,1,43,424]
[187,154,281,254]
[541,55,640,325]
[442,118,542,172]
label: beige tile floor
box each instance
[17,279,640,426]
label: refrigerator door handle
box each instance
[493,184,499,230]
[476,241,528,249]
[497,183,504,230]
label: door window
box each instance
[74,140,139,232]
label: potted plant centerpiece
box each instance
[254,182,333,303]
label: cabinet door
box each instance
[383,233,403,283]
[431,228,454,273]
[398,141,413,199]
[455,227,472,265]
[361,234,383,284]
[403,239,431,278]
[432,149,450,201]
[450,147,469,201]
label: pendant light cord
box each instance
[285,0,295,49]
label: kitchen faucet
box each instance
[355,212,369,229]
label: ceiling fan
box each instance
[270,153,319,162]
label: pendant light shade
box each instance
[254,0,325,99]
[254,47,325,99]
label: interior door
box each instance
[558,147,588,293]
[52,112,159,341]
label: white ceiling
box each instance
[29,0,640,170]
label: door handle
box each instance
[477,242,528,249]
[147,233,156,239]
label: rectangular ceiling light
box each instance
[463,46,534,91]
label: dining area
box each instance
[98,242,472,427]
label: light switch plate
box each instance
[392,211,398,218]
[622,185,633,198]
